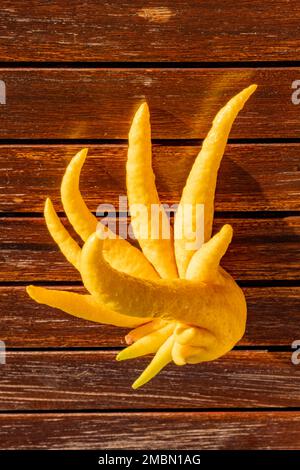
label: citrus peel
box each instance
[26,85,256,388]
[174,84,257,277]
[127,102,178,279]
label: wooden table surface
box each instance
[0,0,300,450]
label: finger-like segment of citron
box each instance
[81,233,247,346]
[61,148,97,242]
[132,335,174,389]
[172,340,222,365]
[171,341,185,365]
[172,324,217,364]
[102,237,159,281]
[44,198,81,270]
[125,319,169,345]
[117,323,175,361]
[61,148,159,280]
[172,342,204,365]
[43,201,155,326]
[174,85,257,278]
[26,285,144,328]
[185,224,233,282]
[171,341,194,365]
[174,330,244,364]
[127,102,178,279]
[80,232,200,321]
[184,345,219,364]
[174,323,215,347]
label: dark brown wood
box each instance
[0,1,300,62]
[0,286,124,348]
[1,143,300,213]
[1,286,299,347]
[0,69,298,138]
[0,411,300,449]
[0,0,299,452]
[0,351,299,410]
[1,216,299,281]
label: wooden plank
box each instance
[0,351,299,410]
[0,69,298,139]
[1,217,299,281]
[0,286,299,347]
[1,143,300,213]
[0,286,123,348]
[0,411,299,449]
[0,1,300,62]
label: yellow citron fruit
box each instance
[127,102,178,279]
[59,148,159,280]
[27,285,143,328]
[27,84,257,389]
[174,84,257,278]
[80,230,246,358]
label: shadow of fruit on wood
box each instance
[27,85,256,389]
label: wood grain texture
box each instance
[0,69,298,139]
[1,144,300,213]
[0,1,299,62]
[1,286,299,347]
[1,217,299,281]
[0,351,300,410]
[0,0,299,452]
[0,411,300,449]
